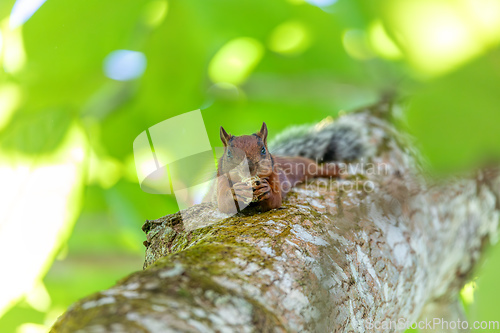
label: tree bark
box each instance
[50,103,500,333]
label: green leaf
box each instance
[0,107,74,154]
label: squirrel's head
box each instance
[219,122,273,178]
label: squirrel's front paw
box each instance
[253,181,271,201]
[232,182,254,205]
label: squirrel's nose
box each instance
[248,160,256,173]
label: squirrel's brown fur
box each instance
[216,123,338,214]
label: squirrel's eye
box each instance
[261,147,266,155]
[227,150,232,158]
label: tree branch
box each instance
[51,104,499,333]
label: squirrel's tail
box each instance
[268,115,369,163]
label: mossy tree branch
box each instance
[51,104,499,333]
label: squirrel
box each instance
[216,122,342,214]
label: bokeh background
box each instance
[0,0,499,331]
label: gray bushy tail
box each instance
[269,115,369,163]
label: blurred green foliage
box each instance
[0,0,499,332]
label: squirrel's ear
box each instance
[220,126,231,147]
[258,122,268,144]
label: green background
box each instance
[0,0,499,331]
